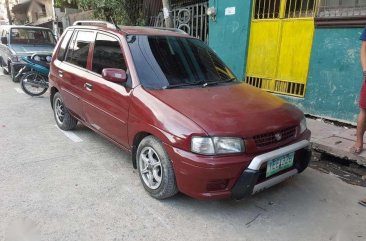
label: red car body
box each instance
[49,24,311,200]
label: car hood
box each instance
[147,83,303,137]
[9,44,54,56]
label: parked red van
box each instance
[49,21,311,200]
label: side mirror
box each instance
[1,37,7,45]
[102,68,127,84]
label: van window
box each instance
[65,31,94,69]
[10,28,55,45]
[92,33,127,75]
[57,30,73,61]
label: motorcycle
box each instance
[16,54,51,96]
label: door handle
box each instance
[58,70,63,77]
[84,83,93,91]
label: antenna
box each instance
[109,17,121,31]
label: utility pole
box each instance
[162,0,173,28]
[51,0,59,38]
[5,0,12,25]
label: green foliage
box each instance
[54,0,78,8]
[77,0,146,26]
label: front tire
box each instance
[11,65,19,82]
[53,92,78,130]
[137,136,178,199]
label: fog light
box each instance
[207,179,229,191]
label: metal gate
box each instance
[150,2,208,43]
[245,0,319,97]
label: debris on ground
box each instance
[310,152,366,187]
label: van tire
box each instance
[10,65,19,82]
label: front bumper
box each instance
[166,138,311,200]
[231,140,311,200]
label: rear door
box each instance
[55,30,95,121]
[82,32,131,148]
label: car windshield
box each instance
[127,35,237,89]
[10,28,56,45]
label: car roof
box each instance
[0,25,52,31]
[66,25,191,38]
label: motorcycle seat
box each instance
[27,58,50,68]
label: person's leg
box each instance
[352,108,366,153]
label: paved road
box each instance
[0,75,365,241]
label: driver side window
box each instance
[92,33,127,75]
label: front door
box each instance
[82,32,131,148]
[245,0,318,97]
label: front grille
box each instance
[253,126,297,148]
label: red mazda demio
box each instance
[49,21,311,200]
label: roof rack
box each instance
[151,27,189,35]
[73,21,117,30]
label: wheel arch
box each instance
[50,86,58,109]
[131,132,152,169]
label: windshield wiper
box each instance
[162,81,205,89]
[162,78,237,89]
[201,78,237,87]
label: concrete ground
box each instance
[0,74,365,241]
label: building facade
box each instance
[209,0,366,124]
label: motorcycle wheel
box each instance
[20,72,48,96]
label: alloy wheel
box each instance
[55,98,65,124]
[138,147,163,190]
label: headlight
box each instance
[191,137,215,155]
[299,117,307,134]
[191,137,245,155]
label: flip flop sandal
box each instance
[350,146,363,155]
[358,200,366,207]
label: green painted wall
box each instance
[284,28,364,124]
[208,0,252,79]
[208,0,363,123]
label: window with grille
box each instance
[253,0,281,19]
[316,0,366,27]
[285,0,316,18]
[253,0,317,19]
[318,0,366,17]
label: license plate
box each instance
[266,152,295,178]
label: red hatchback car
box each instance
[49,21,311,200]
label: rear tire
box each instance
[20,72,48,96]
[137,136,178,199]
[53,92,78,130]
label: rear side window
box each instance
[57,30,73,61]
[92,33,127,75]
[65,31,94,68]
